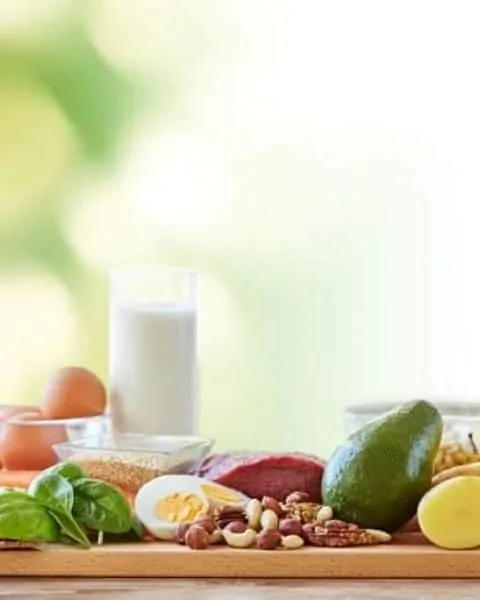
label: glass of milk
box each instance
[108,267,198,436]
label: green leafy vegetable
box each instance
[28,472,74,514]
[28,472,91,549]
[0,489,34,502]
[48,509,91,549]
[87,516,145,543]
[72,478,133,534]
[42,462,86,483]
[0,491,59,542]
[130,515,145,539]
[0,466,138,548]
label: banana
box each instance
[431,461,480,487]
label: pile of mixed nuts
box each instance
[175,491,392,551]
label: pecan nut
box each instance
[214,505,247,529]
[304,519,390,548]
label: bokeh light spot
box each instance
[88,0,175,73]
[63,176,159,269]
[0,0,63,33]
[87,0,223,76]
[125,126,232,244]
[0,271,78,404]
[0,79,75,222]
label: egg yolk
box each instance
[200,482,239,505]
[154,492,207,523]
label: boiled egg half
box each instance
[135,474,250,540]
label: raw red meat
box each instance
[192,451,326,503]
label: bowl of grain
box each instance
[53,432,214,493]
[344,398,480,475]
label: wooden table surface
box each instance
[1,579,480,599]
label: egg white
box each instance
[195,478,251,508]
[135,475,210,540]
[134,474,250,540]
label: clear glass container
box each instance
[344,399,480,474]
[53,432,214,493]
[109,267,199,436]
[0,406,106,470]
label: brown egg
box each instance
[0,412,68,470]
[41,366,107,420]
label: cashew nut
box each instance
[281,534,305,550]
[316,505,333,523]
[260,508,279,531]
[246,498,262,530]
[209,529,224,545]
[222,527,257,549]
[365,529,392,544]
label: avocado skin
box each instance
[321,400,443,533]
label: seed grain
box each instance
[70,453,166,492]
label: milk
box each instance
[108,303,198,435]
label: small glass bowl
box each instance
[344,399,480,474]
[0,404,107,471]
[53,432,214,493]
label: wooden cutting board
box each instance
[0,534,477,579]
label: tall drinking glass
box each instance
[108,267,198,435]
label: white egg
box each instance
[135,475,210,540]
[194,477,251,508]
[134,474,251,541]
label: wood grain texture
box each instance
[0,535,478,579]
[1,579,480,599]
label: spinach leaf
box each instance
[72,478,133,534]
[0,491,60,542]
[42,462,85,483]
[130,515,145,539]
[0,490,34,502]
[28,472,74,514]
[28,472,91,549]
[86,516,145,543]
[48,509,91,549]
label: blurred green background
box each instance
[2,1,480,459]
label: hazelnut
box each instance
[193,515,216,535]
[256,529,282,550]
[279,518,304,537]
[185,524,210,550]
[175,523,190,544]
[285,491,310,504]
[224,520,248,534]
[261,496,283,515]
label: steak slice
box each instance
[193,451,326,502]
